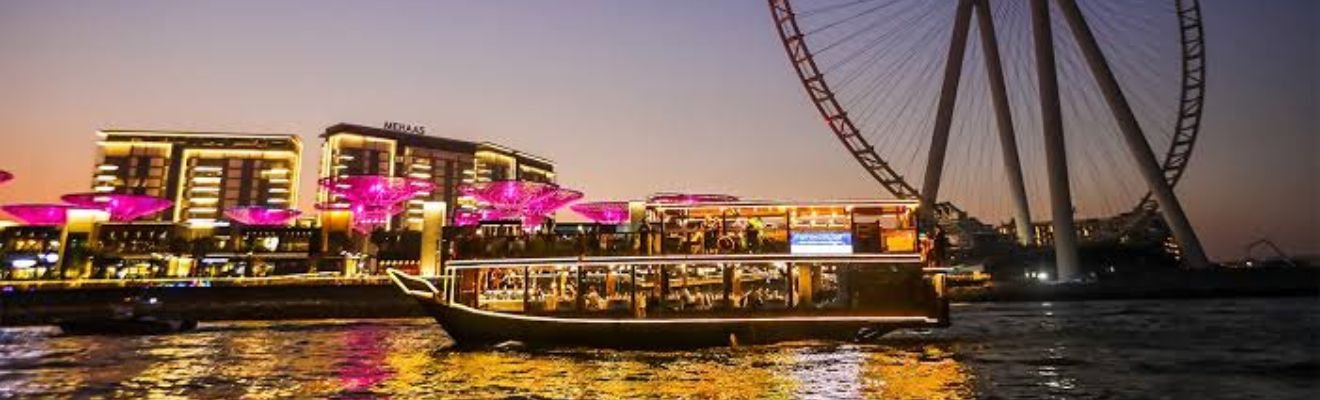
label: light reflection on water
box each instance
[0,298,1314,399]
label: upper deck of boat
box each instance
[446,198,925,267]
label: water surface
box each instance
[1,297,1315,399]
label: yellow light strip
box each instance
[446,253,923,269]
[448,301,937,325]
[99,130,300,141]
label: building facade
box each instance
[318,123,554,230]
[92,130,302,225]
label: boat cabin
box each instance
[442,200,943,321]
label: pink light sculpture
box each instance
[520,213,548,232]
[1,204,72,226]
[321,176,435,207]
[60,193,173,222]
[524,188,583,217]
[318,176,435,233]
[319,202,409,233]
[646,192,739,204]
[0,170,13,186]
[452,209,481,227]
[460,181,560,213]
[458,181,583,231]
[571,201,632,225]
[350,203,406,225]
[224,206,302,226]
[452,208,520,227]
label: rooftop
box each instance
[323,123,553,170]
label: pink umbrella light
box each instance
[571,201,632,225]
[224,206,302,226]
[60,193,172,222]
[1,204,72,226]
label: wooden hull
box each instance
[410,296,942,349]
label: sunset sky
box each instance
[0,0,1314,261]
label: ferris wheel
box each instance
[769,0,1210,275]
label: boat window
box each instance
[476,267,525,313]
[794,263,842,309]
[633,265,662,316]
[527,266,573,314]
[579,265,632,313]
[665,264,725,312]
[732,263,791,311]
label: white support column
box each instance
[1031,0,1082,281]
[419,201,447,277]
[975,0,1035,246]
[920,0,976,209]
[1055,0,1211,269]
[58,209,109,280]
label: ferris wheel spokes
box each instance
[923,0,1036,247]
[769,0,1213,277]
[1054,0,1209,269]
[975,0,1035,247]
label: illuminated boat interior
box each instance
[392,199,948,346]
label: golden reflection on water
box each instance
[3,321,974,398]
[402,341,972,399]
[116,333,220,399]
[860,345,973,399]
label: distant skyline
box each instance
[0,0,1315,261]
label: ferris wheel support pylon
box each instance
[974,0,1035,246]
[1031,0,1082,281]
[1055,0,1210,269]
[920,0,975,212]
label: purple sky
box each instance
[0,0,1314,261]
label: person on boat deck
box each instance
[689,226,703,254]
[638,222,653,255]
[584,286,605,311]
[931,227,950,268]
[751,287,768,310]
[702,217,719,254]
[746,217,763,252]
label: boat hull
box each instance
[411,296,938,349]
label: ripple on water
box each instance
[0,298,1315,399]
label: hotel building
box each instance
[318,123,554,230]
[91,130,302,225]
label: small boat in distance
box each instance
[389,199,949,348]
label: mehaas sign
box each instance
[383,121,426,135]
